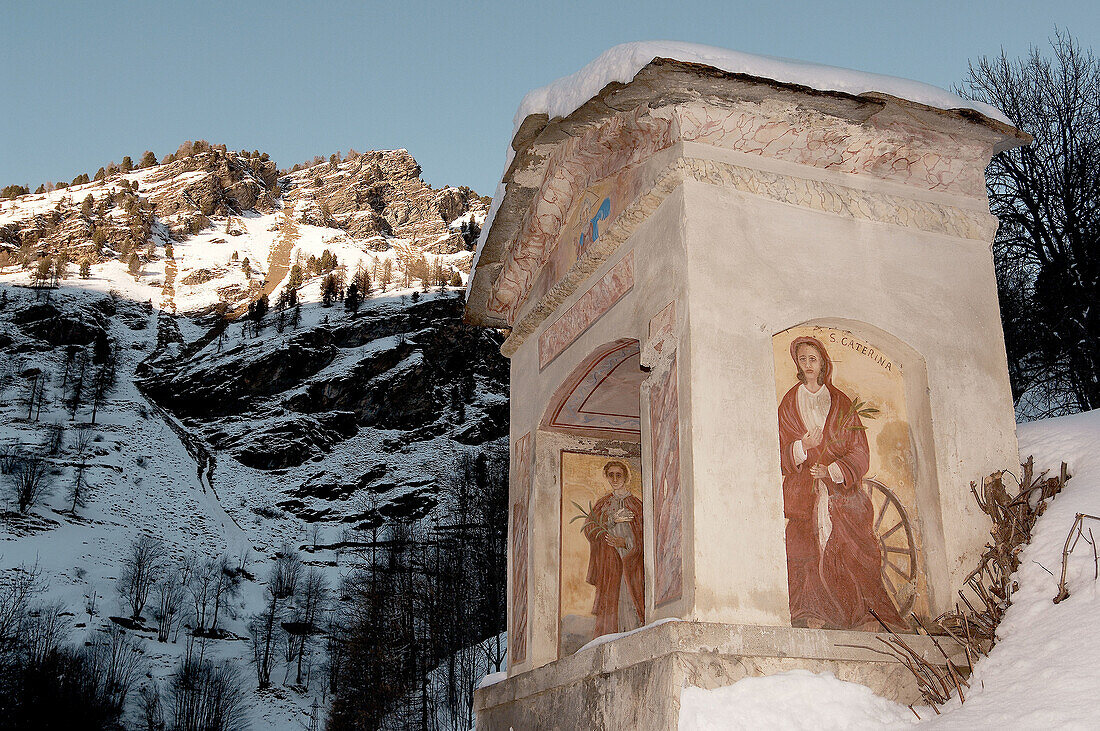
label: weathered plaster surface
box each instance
[476,621,964,730]
[509,191,692,670]
[675,100,991,198]
[509,432,533,665]
[486,96,999,326]
[487,107,674,322]
[501,151,997,357]
[648,354,684,607]
[538,252,635,368]
[481,71,1024,728]
[681,179,1016,620]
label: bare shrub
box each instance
[82,624,145,710]
[10,454,53,512]
[152,571,186,643]
[167,655,249,731]
[118,534,165,619]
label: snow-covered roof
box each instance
[515,41,1009,131]
[466,41,1015,305]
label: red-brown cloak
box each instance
[779,336,905,630]
[583,492,645,638]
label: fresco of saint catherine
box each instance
[777,336,906,631]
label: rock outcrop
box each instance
[139,294,508,484]
[144,150,280,218]
[283,150,489,254]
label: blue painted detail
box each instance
[590,197,611,241]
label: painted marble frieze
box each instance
[487,98,991,326]
[487,107,673,322]
[510,432,533,664]
[675,100,989,198]
[559,452,644,656]
[774,326,926,631]
[526,166,645,313]
[538,252,635,369]
[648,354,683,607]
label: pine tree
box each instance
[33,257,53,295]
[89,342,118,424]
[381,258,393,291]
[140,150,157,168]
[91,229,107,253]
[79,258,91,279]
[287,263,303,290]
[121,156,133,172]
[321,274,338,307]
[52,257,68,286]
[68,461,90,514]
[344,282,360,314]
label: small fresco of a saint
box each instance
[573,460,645,638]
[778,336,906,631]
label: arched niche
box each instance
[541,338,645,441]
[540,338,648,657]
[771,319,943,630]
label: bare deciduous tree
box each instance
[45,422,66,455]
[83,624,145,711]
[250,548,301,689]
[137,682,165,731]
[248,592,280,689]
[89,344,118,425]
[168,652,248,731]
[67,460,90,514]
[0,562,41,653]
[22,369,48,422]
[958,31,1100,418]
[152,570,186,643]
[11,454,52,513]
[281,565,329,688]
[118,534,165,619]
[271,544,301,600]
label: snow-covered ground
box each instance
[0,281,502,730]
[0,286,320,728]
[680,409,1100,729]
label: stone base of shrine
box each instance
[474,621,960,730]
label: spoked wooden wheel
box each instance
[865,478,918,615]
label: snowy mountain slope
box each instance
[0,280,507,729]
[679,409,1100,729]
[139,290,508,528]
[0,286,287,726]
[0,146,504,729]
[1,146,487,318]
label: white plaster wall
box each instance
[504,132,1018,672]
[681,170,1018,623]
[508,188,693,672]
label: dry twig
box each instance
[862,457,1070,710]
[1053,512,1100,603]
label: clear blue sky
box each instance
[2,1,1096,195]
